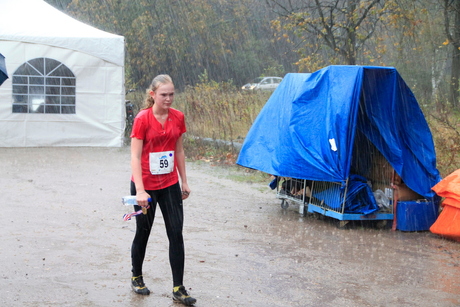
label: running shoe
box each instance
[172,285,196,305]
[131,275,150,295]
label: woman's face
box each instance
[150,82,175,110]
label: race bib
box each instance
[149,150,174,175]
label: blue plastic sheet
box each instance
[237,65,441,200]
[312,175,379,214]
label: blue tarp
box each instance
[237,65,441,199]
[312,175,379,214]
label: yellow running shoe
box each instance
[131,275,150,295]
[172,285,196,305]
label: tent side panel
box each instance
[0,41,125,147]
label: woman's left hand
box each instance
[181,183,191,200]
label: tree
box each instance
[267,0,396,70]
[374,0,448,106]
[443,0,460,109]
[45,0,297,90]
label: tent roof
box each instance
[237,66,441,198]
[0,0,124,66]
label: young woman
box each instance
[129,74,196,306]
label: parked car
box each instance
[241,76,283,91]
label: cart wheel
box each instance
[375,220,389,229]
[281,199,289,209]
[308,211,323,220]
[337,220,349,229]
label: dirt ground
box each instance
[1,147,460,307]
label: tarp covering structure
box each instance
[237,66,441,204]
[430,169,460,241]
[0,0,125,147]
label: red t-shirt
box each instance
[130,107,186,190]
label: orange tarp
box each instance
[432,169,460,207]
[430,169,460,241]
[430,205,460,242]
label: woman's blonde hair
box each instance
[143,74,174,109]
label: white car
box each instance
[242,76,283,91]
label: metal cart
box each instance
[276,142,395,227]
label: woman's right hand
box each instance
[136,191,150,208]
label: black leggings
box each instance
[130,181,185,287]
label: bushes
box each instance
[425,106,460,177]
[174,79,271,163]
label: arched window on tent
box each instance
[12,58,76,114]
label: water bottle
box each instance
[122,196,151,214]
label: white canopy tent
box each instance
[0,0,125,147]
